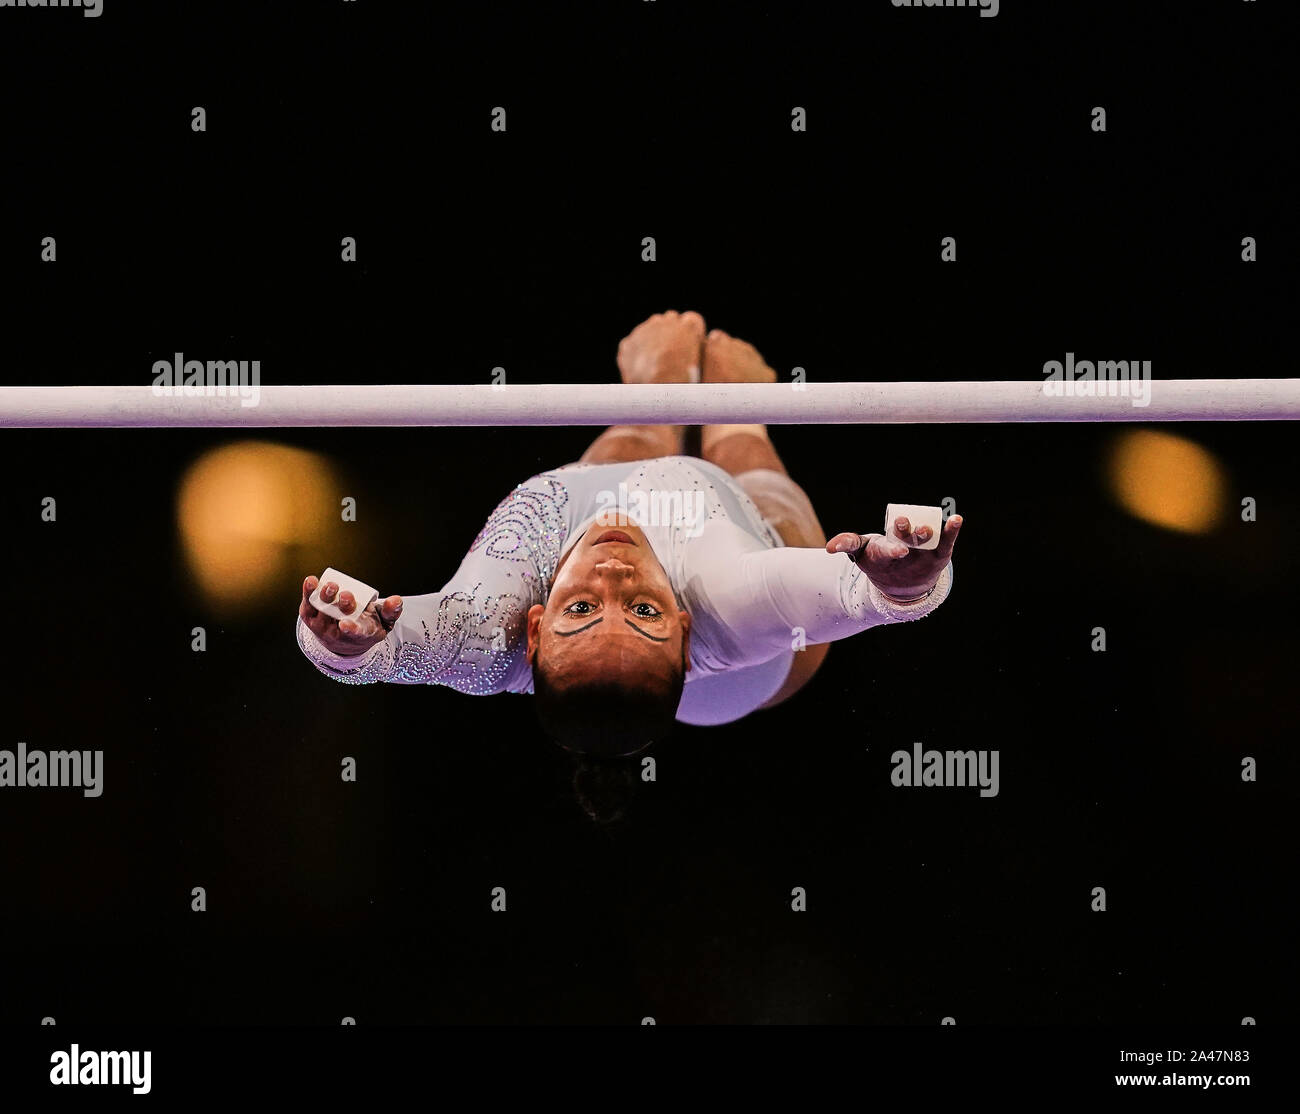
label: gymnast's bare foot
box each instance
[701,327,777,384]
[617,310,706,384]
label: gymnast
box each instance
[295,311,963,757]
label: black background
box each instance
[0,0,1294,1028]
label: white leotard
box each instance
[296,456,953,724]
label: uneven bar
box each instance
[0,380,1297,428]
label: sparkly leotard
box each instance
[296,456,953,725]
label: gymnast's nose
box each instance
[593,558,636,576]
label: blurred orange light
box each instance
[177,441,337,611]
[1107,430,1226,534]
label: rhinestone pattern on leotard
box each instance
[297,473,573,694]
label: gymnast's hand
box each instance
[825,514,963,602]
[299,575,403,656]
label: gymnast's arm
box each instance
[294,537,542,691]
[294,575,446,685]
[690,515,962,664]
[293,473,567,690]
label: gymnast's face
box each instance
[526,512,691,688]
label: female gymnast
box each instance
[295,311,963,758]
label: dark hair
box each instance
[531,654,684,758]
[570,754,639,827]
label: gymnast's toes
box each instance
[702,328,777,384]
[617,310,707,385]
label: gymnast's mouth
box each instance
[592,529,636,546]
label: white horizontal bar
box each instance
[0,380,1296,428]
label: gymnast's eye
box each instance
[631,602,663,619]
[564,600,596,615]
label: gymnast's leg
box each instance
[579,310,704,465]
[698,327,832,710]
